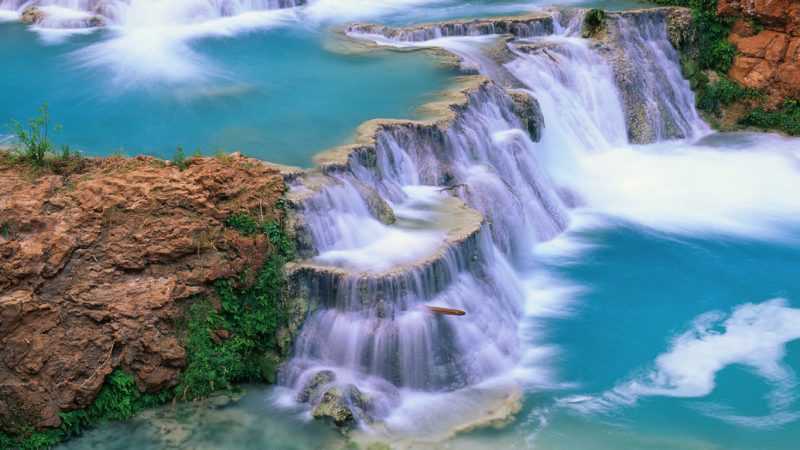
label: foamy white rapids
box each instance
[564,299,800,429]
[308,183,447,272]
[0,0,305,83]
[502,24,800,238]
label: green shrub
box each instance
[0,370,172,450]
[653,0,736,72]
[5,104,84,174]
[741,99,800,135]
[9,104,56,167]
[696,76,758,114]
[177,213,294,400]
[173,146,188,171]
[582,8,606,38]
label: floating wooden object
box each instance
[425,306,466,316]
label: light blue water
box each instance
[4,1,796,449]
[59,220,800,450]
[0,0,652,167]
[378,0,654,25]
[502,224,800,450]
[0,22,455,167]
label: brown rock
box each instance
[720,0,800,102]
[20,7,44,25]
[765,32,789,61]
[0,154,285,433]
[736,30,784,58]
[732,56,777,88]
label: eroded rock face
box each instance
[720,0,800,102]
[0,155,285,432]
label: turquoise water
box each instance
[500,224,800,450]
[379,0,655,25]
[59,221,800,449]
[0,0,652,167]
[5,1,798,449]
[0,22,455,167]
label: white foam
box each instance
[73,8,296,86]
[568,299,800,427]
[0,9,19,21]
[314,226,445,272]
[626,300,800,399]
[567,137,800,238]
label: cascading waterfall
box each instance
[278,7,724,439]
[279,81,569,437]
[601,10,708,143]
[507,36,629,154]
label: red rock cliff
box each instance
[719,0,800,102]
[0,155,285,432]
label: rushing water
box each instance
[5,1,795,449]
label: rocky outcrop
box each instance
[720,0,800,102]
[0,155,286,433]
[19,7,45,25]
[508,90,545,142]
[20,5,105,28]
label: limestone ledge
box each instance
[285,194,486,309]
[311,75,490,173]
[346,13,555,43]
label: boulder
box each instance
[296,370,335,403]
[508,90,545,142]
[311,388,354,428]
[20,7,44,25]
[310,384,370,429]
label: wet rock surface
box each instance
[346,14,555,43]
[0,155,285,432]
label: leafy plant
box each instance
[696,76,759,114]
[173,146,188,170]
[0,370,172,450]
[582,9,606,38]
[177,213,294,400]
[10,104,56,166]
[741,99,800,135]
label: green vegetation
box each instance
[176,212,295,399]
[652,0,741,117]
[0,370,173,450]
[741,99,800,136]
[4,104,84,175]
[652,0,736,72]
[172,146,188,170]
[694,75,760,115]
[1,211,294,449]
[582,9,606,38]
[10,104,55,167]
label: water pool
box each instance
[0,22,456,167]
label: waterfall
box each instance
[507,36,629,154]
[280,81,568,436]
[280,7,719,437]
[601,10,708,143]
[0,0,304,28]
